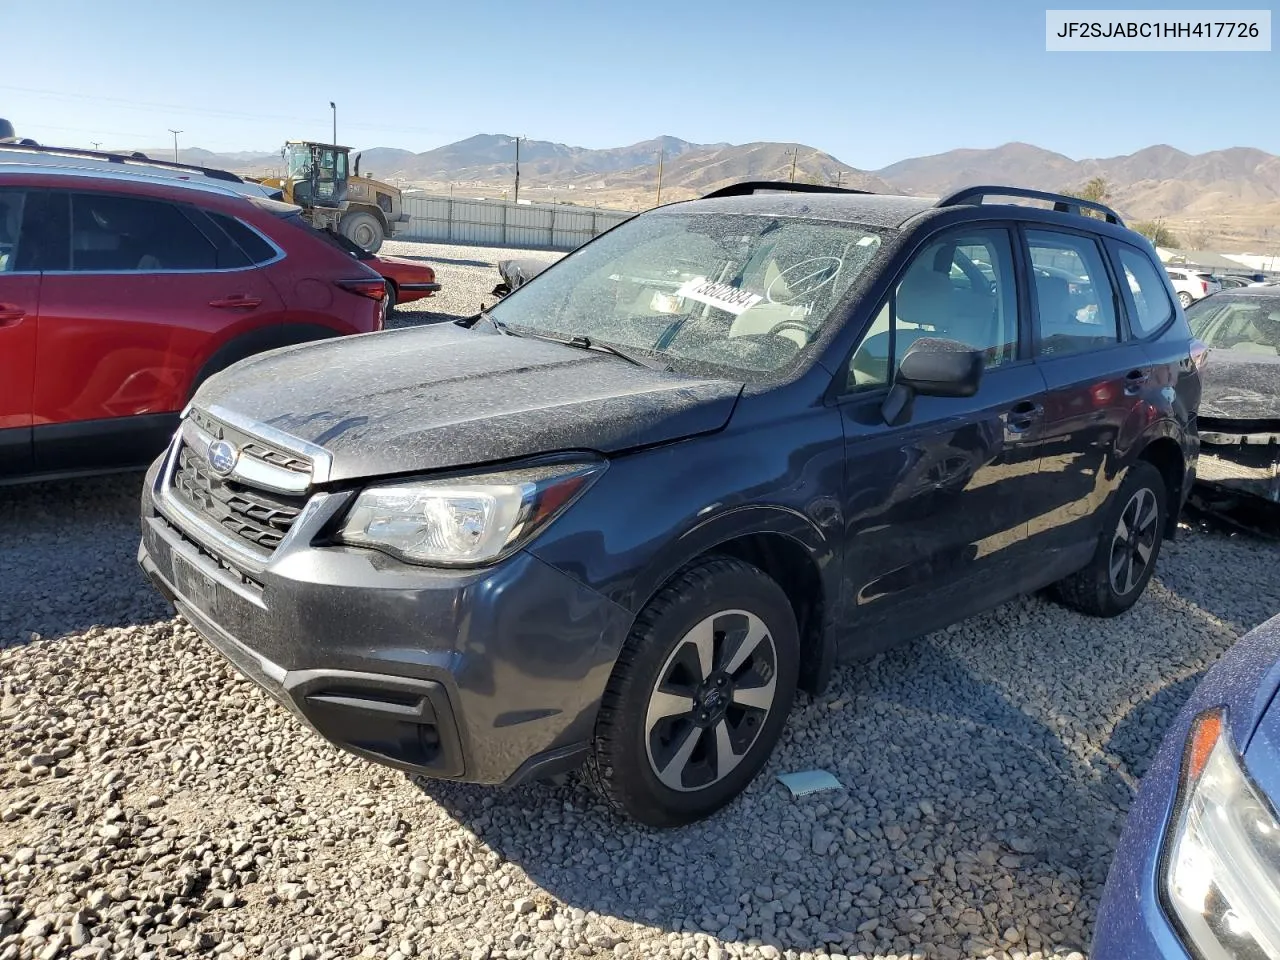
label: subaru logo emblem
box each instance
[207,439,239,477]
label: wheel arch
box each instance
[629,506,838,697]
[1135,432,1187,539]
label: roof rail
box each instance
[936,185,1125,226]
[0,142,246,184]
[701,180,874,200]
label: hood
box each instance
[1243,615,1280,804]
[1200,349,1280,422]
[192,323,743,482]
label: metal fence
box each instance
[399,195,635,251]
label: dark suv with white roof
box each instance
[139,181,1201,826]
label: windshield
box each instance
[1187,295,1280,356]
[486,211,886,376]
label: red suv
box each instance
[0,149,387,483]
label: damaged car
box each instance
[138,182,1201,826]
[491,256,553,298]
[1186,287,1280,505]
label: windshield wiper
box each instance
[459,309,521,336]
[561,335,670,371]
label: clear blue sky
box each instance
[6,0,1277,168]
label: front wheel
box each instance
[586,557,799,827]
[1050,460,1167,617]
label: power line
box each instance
[0,83,459,136]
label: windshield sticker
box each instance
[650,291,684,314]
[675,277,763,315]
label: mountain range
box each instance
[144,135,1280,250]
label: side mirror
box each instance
[881,337,984,426]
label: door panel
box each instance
[839,364,1049,650]
[0,273,39,476]
[1023,227,1146,560]
[32,191,284,473]
[0,187,38,476]
[836,224,1050,653]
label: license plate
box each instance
[172,553,221,620]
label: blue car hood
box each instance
[1244,636,1280,801]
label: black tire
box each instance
[585,556,799,827]
[341,211,385,253]
[1050,460,1167,617]
[1177,290,1193,308]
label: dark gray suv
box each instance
[139,182,1201,826]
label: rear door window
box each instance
[1114,244,1174,336]
[69,193,218,271]
[1025,230,1120,356]
[14,190,70,272]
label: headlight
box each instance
[1163,708,1280,959]
[336,460,604,566]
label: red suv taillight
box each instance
[335,278,387,302]
[335,278,387,331]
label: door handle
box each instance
[1124,369,1150,396]
[208,296,263,310]
[0,304,25,326]
[1007,400,1043,432]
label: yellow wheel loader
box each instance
[255,141,409,253]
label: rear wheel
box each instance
[341,211,385,253]
[586,557,798,827]
[1050,461,1166,617]
[1177,290,1193,308]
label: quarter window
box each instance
[207,212,277,265]
[70,193,218,271]
[1116,245,1174,336]
[848,228,1019,390]
[1026,230,1119,356]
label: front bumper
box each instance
[137,447,632,786]
[1198,421,1280,503]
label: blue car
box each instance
[1094,611,1280,959]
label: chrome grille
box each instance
[171,444,308,553]
[189,408,312,479]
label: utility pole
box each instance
[789,148,798,183]
[655,148,664,207]
[329,102,336,144]
[90,141,101,151]
[512,136,523,205]
[168,129,182,162]
[834,170,844,189]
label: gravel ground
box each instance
[2,240,1279,960]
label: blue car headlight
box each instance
[1163,708,1280,960]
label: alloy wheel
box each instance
[1109,487,1160,595]
[644,609,778,793]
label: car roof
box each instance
[675,192,936,228]
[0,157,262,202]
[671,183,1138,236]
[1207,285,1280,297]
